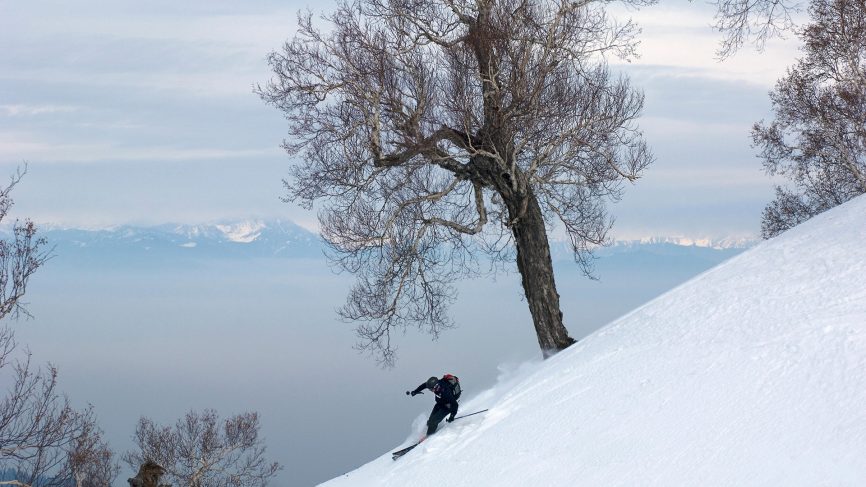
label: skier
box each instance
[406,375,460,438]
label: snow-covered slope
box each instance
[321,195,866,487]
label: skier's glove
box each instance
[446,414,456,423]
[407,390,422,396]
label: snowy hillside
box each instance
[322,195,866,487]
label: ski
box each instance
[391,409,490,460]
[391,442,420,460]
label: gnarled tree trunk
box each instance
[508,192,575,354]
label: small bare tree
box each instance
[0,330,116,487]
[123,410,281,487]
[66,422,119,487]
[259,0,653,364]
[0,167,49,320]
[709,0,803,58]
[0,168,112,487]
[0,334,79,486]
[754,0,866,237]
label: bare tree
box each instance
[0,330,115,487]
[0,167,108,487]
[259,0,653,364]
[66,422,119,487]
[0,334,78,486]
[0,167,50,320]
[123,410,281,487]
[709,0,803,58]
[754,0,866,237]
[0,168,113,487]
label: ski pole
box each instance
[454,409,489,420]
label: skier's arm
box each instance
[410,383,427,395]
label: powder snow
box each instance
[321,195,866,487]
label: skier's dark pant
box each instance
[426,403,451,435]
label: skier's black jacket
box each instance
[412,378,459,416]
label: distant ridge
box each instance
[28,220,757,249]
[609,235,757,250]
[31,220,322,263]
[16,220,757,265]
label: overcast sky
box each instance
[0,0,802,238]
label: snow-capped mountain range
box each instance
[33,220,322,262]
[28,220,754,260]
[608,235,756,250]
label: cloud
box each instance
[1,5,301,100]
[0,105,80,117]
[0,131,280,164]
[640,116,748,137]
[639,165,770,187]
[609,3,802,86]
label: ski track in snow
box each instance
[321,196,866,487]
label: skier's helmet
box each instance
[426,376,438,389]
